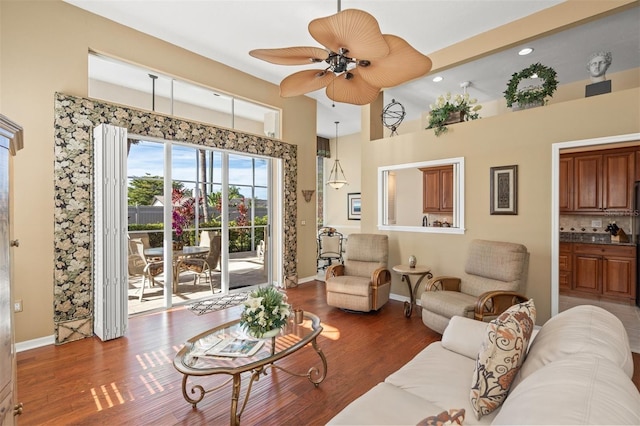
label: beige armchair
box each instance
[325,234,391,312]
[421,239,530,333]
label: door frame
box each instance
[551,132,640,316]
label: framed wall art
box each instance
[490,165,518,215]
[347,193,361,220]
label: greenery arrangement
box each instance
[427,92,482,136]
[504,63,558,108]
[240,286,291,338]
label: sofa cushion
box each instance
[513,304,633,390]
[421,291,477,319]
[326,382,448,425]
[385,343,497,425]
[441,316,489,359]
[469,299,536,419]
[493,355,640,425]
[325,275,371,297]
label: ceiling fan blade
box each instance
[309,9,389,60]
[325,68,381,105]
[280,69,336,97]
[357,35,432,88]
[249,47,329,65]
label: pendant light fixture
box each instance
[326,121,347,189]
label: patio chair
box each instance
[132,239,164,302]
[177,231,221,293]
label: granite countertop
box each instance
[559,232,637,246]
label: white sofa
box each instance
[328,305,640,425]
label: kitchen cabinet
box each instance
[420,165,453,213]
[559,242,572,291]
[559,156,573,212]
[562,148,635,214]
[562,242,637,303]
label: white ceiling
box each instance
[65,0,640,138]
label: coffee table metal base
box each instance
[175,313,327,426]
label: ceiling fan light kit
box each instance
[249,6,432,106]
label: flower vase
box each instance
[247,327,281,339]
[443,110,465,125]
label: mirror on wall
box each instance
[377,157,465,234]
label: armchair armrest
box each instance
[425,276,461,292]
[474,290,529,321]
[371,267,391,288]
[325,264,344,281]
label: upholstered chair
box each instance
[421,239,530,334]
[325,234,391,312]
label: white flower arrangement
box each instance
[240,286,291,338]
[427,92,482,136]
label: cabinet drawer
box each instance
[559,253,571,271]
[572,243,636,258]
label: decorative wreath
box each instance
[504,63,558,108]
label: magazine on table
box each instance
[193,336,264,358]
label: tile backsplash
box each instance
[559,214,633,239]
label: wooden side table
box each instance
[392,264,433,317]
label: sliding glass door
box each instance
[127,138,273,314]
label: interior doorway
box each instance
[552,132,640,353]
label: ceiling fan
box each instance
[249,2,432,106]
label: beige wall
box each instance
[361,87,640,323]
[1,0,317,343]
[323,132,362,237]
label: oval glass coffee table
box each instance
[173,311,327,425]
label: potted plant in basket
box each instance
[427,92,482,136]
[240,286,291,338]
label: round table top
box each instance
[392,264,431,274]
[144,246,209,257]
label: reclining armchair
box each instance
[325,234,391,312]
[421,239,530,333]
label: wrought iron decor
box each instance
[490,165,518,215]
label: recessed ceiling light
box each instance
[518,48,534,56]
[432,76,443,82]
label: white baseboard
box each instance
[16,334,55,352]
[390,293,409,303]
[298,275,319,284]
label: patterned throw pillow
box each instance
[416,408,465,426]
[469,299,536,419]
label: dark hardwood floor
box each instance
[16,281,640,425]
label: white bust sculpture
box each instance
[587,51,612,83]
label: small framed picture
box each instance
[490,165,518,215]
[347,193,361,220]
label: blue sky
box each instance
[128,140,268,199]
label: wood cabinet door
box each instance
[559,156,574,212]
[602,256,636,299]
[559,243,572,291]
[573,254,601,294]
[440,167,454,212]
[573,154,602,212]
[421,168,440,212]
[603,151,634,211]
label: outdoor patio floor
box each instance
[127,252,266,316]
